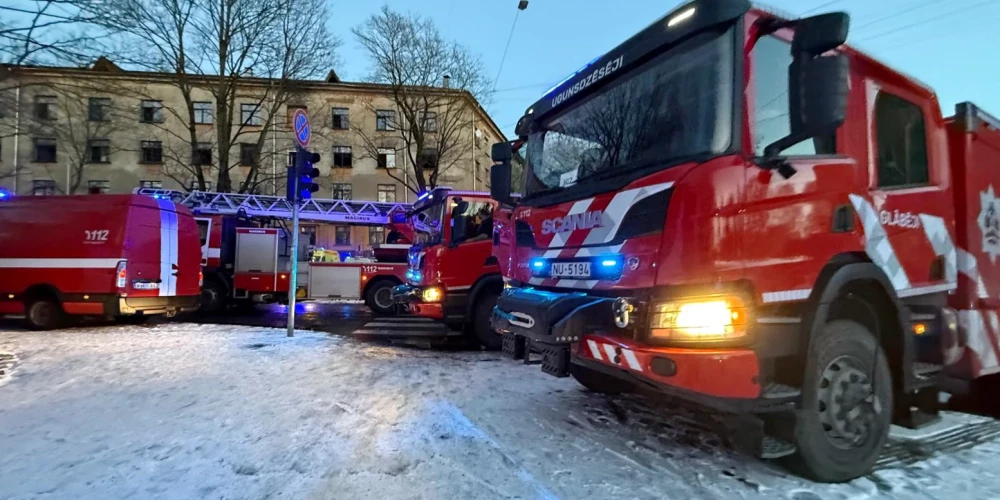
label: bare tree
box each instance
[352,6,490,195]
[0,1,98,68]
[72,0,340,193]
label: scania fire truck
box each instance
[391,187,506,349]
[488,0,1000,482]
[138,188,412,314]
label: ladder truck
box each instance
[488,0,1000,482]
[136,188,412,314]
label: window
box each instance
[332,107,349,129]
[752,36,834,156]
[139,180,162,189]
[376,110,395,131]
[332,146,352,168]
[88,98,111,122]
[335,226,351,245]
[239,143,258,166]
[377,184,396,203]
[32,179,57,196]
[241,103,262,126]
[141,100,163,123]
[451,200,495,244]
[194,102,213,124]
[418,148,438,170]
[87,139,111,163]
[369,226,385,246]
[300,225,317,246]
[193,142,213,166]
[33,138,57,163]
[875,93,929,188]
[332,183,352,200]
[140,140,163,164]
[377,148,396,169]
[420,111,437,132]
[34,95,56,120]
[87,180,110,194]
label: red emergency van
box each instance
[0,195,202,329]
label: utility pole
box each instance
[287,161,300,337]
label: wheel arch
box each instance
[22,283,63,305]
[798,253,911,396]
[362,273,402,298]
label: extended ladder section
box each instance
[135,188,412,225]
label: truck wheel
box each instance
[365,279,396,316]
[471,291,502,350]
[570,364,634,395]
[200,279,227,313]
[26,298,65,330]
[790,319,892,483]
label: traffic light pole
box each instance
[287,153,301,337]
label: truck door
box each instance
[861,79,955,296]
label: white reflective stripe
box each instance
[0,258,121,269]
[602,344,618,364]
[581,182,674,246]
[587,340,603,361]
[897,282,957,298]
[528,277,545,286]
[554,279,599,290]
[546,198,593,249]
[919,214,958,285]
[849,194,911,290]
[761,289,811,303]
[449,285,472,291]
[621,349,642,372]
[958,249,989,299]
[574,244,625,258]
[206,248,221,258]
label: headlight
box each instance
[422,287,443,303]
[649,295,748,341]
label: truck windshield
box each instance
[525,27,734,196]
[412,201,445,246]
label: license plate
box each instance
[551,261,591,278]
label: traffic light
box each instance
[286,149,321,201]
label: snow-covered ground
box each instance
[2,322,1000,500]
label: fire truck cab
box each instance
[392,187,505,348]
[488,0,1000,482]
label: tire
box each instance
[470,291,502,350]
[365,279,397,316]
[570,363,635,395]
[199,279,227,313]
[25,297,65,330]
[790,319,893,483]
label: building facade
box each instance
[0,59,505,251]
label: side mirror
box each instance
[763,12,850,177]
[491,142,512,163]
[490,162,513,205]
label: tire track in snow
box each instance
[0,352,17,387]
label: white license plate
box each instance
[551,261,591,278]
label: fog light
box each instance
[422,287,443,303]
[649,295,748,341]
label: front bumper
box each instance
[492,286,794,411]
[391,284,421,304]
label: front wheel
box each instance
[790,319,892,483]
[365,280,397,316]
[26,298,65,330]
[470,291,502,350]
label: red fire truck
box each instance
[391,187,506,349]
[136,188,412,314]
[0,194,202,328]
[488,0,1000,482]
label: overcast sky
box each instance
[332,0,1000,138]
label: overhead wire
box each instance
[855,0,997,43]
[492,6,523,93]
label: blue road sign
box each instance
[293,109,311,148]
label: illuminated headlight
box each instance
[649,296,748,341]
[422,287,443,303]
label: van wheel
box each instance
[570,364,634,395]
[790,320,892,483]
[26,298,65,330]
[200,279,227,313]
[365,279,396,316]
[470,291,502,350]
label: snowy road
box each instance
[2,322,1000,499]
